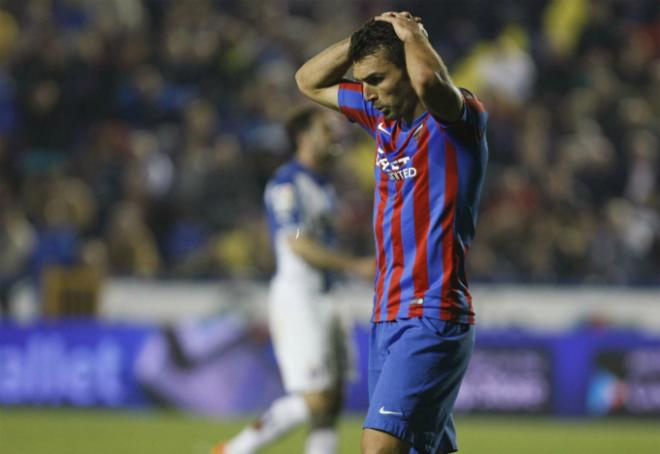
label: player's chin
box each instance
[382,109,396,119]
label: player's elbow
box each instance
[294,67,304,89]
[295,67,313,95]
[295,67,328,105]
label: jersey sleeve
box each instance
[337,81,381,137]
[264,181,302,236]
[434,88,488,143]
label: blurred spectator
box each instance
[0,182,34,316]
[28,190,80,285]
[106,200,160,277]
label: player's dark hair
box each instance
[349,19,405,69]
[285,106,321,152]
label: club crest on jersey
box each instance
[376,148,417,181]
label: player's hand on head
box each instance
[375,11,428,41]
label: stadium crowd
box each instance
[0,0,658,314]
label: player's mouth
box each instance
[383,108,395,118]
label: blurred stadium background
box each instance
[0,0,659,453]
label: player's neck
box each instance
[401,101,426,126]
[295,152,322,175]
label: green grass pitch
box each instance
[1,408,659,453]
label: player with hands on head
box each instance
[296,11,489,454]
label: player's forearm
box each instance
[404,33,449,90]
[287,234,353,273]
[403,33,462,120]
[295,38,352,94]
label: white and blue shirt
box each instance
[264,160,337,293]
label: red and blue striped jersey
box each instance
[338,81,488,324]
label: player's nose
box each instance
[363,85,378,101]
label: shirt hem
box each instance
[370,297,475,325]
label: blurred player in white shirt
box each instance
[212,106,373,454]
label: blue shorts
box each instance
[363,317,475,454]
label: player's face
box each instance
[353,48,417,120]
[305,114,339,165]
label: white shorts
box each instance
[268,278,348,393]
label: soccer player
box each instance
[295,11,488,454]
[211,107,373,454]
